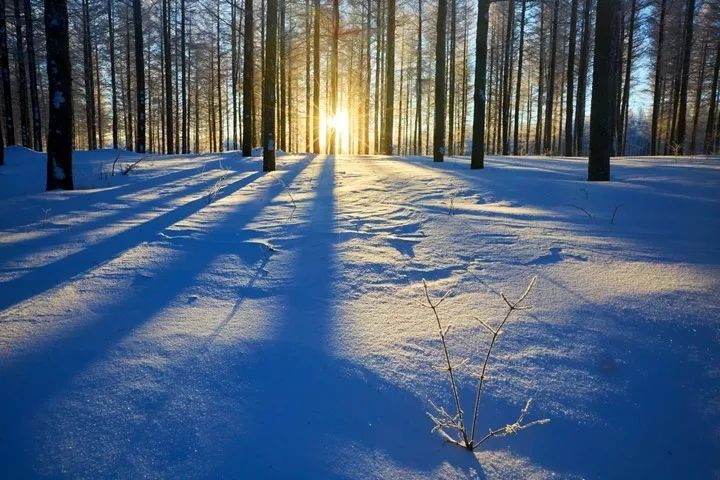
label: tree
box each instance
[673,0,695,153]
[312,0,320,153]
[23,0,40,151]
[133,0,145,153]
[0,0,14,146]
[512,0,526,155]
[13,0,29,147]
[705,40,720,154]
[162,0,173,154]
[44,0,73,190]
[108,0,118,149]
[329,0,339,154]
[574,0,592,155]
[382,0,396,155]
[433,0,447,162]
[588,0,617,181]
[470,0,490,169]
[263,0,277,171]
[542,0,559,155]
[564,0,579,156]
[243,0,254,156]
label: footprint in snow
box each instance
[526,247,588,265]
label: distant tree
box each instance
[44,0,73,190]
[262,0,277,171]
[312,0,320,153]
[564,0,579,156]
[574,0,592,155]
[673,0,695,153]
[329,0,339,154]
[513,0,526,155]
[108,0,118,149]
[705,40,720,154]
[542,0,559,155]
[162,0,173,154]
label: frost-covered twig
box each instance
[422,280,470,448]
[474,399,550,447]
[610,204,623,224]
[469,276,537,443]
[422,276,548,451]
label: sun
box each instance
[319,109,351,154]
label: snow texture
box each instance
[1,146,719,478]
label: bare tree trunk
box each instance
[23,0,40,150]
[0,0,15,145]
[704,40,719,154]
[574,0,591,155]
[243,0,254,155]
[329,0,339,153]
[132,0,145,152]
[470,0,490,169]
[534,3,545,154]
[689,39,707,154]
[108,0,118,149]
[13,0,29,147]
[262,0,277,171]
[312,0,320,153]
[650,0,667,155]
[564,0,578,155]
[216,0,223,152]
[500,0,514,155]
[413,0,422,155]
[448,0,457,155]
[383,0,396,155]
[673,0,695,153]
[433,0,447,161]
[44,0,73,189]
[512,0,525,155]
[542,0,559,155]
[588,0,616,181]
[620,0,636,155]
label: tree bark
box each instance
[542,0,559,155]
[470,0,489,169]
[0,0,14,145]
[262,0,277,171]
[512,0,525,155]
[243,0,254,156]
[133,0,145,153]
[13,0,29,147]
[44,0,73,189]
[704,40,719,154]
[383,0,396,155]
[673,0,695,153]
[574,0,591,155]
[564,0,578,155]
[433,0,447,162]
[588,0,616,181]
[312,0,320,153]
[23,0,40,150]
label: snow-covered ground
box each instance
[1,147,719,478]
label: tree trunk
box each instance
[13,0,29,147]
[564,0,578,155]
[23,0,40,150]
[383,0,396,155]
[0,0,14,145]
[650,0,667,155]
[512,0,525,155]
[133,0,145,153]
[704,40,719,154]
[329,0,339,154]
[44,0,73,189]
[542,0,559,155]
[574,0,591,155]
[108,0,118,149]
[689,39,707,154]
[500,0,514,155]
[448,0,457,155]
[433,0,447,162]
[588,0,616,181]
[470,0,489,169]
[162,0,173,153]
[414,0,422,155]
[243,0,254,156]
[262,0,277,171]
[312,0,320,153]
[181,0,187,153]
[534,3,544,154]
[620,0,636,155]
[673,0,695,153]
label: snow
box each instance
[1,147,719,478]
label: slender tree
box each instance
[262,0,277,171]
[108,0,118,149]
[433,0,447,162]
[0,0,14,145]
[44,0,73,190]
[574,0,591,155]
[512,0,526,155]
[543,0,559,155]
[673,0,695,153]
[23,0,40,150]
[470,0,490,169]
[133,0,145,153]
[312,0,320,153]
[382,0,396,155]
[564,0,579,155]
[329,0,339,154]
[243,0,254,156]
[13,0,29,147]
[705,40,720,154]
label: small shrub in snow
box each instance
[421,276,549,450]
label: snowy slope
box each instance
[1,149,719,478]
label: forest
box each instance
[0,0,719,478]
[0,0,718,182]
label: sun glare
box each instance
[319,109,351,154]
